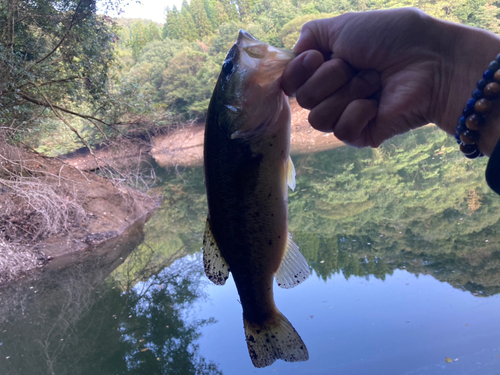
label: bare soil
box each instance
[62,100,345,171]
[0,150,159,286]
[151,99,344,168]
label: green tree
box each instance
[164,6,182,39]
[204,0,220,29]
[191,0,213,37]
[0,0,124,155]
[220,0,240,21]
[179,0,199,41]
[161,48,218,118]
[250,0,299,45]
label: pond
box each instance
[2,126,500,375]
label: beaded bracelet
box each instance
[455,55,500,159]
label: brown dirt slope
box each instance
[0,149,159,286]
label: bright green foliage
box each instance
[161,48,219,117]
[220,0,240,21]
[127,20,162,61]
[111,0,500,126]
[0,0,119,151]
[213,22,242,53]
[250,0,300,46]
[178,0,199,41]
[9,0,500,154]
[237,0,260,20]
[191,0,214,37]
[114,38,185,118]
[164,6,182,39]
[204,0,220,29]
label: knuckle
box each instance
[324,58,353,79]
[349,73,380,97]
[300,20,315,35]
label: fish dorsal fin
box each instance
[275,233,309,289]
[286,155,296,191]
[202,217,230,285]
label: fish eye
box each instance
[222,60,234,77]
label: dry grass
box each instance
[0,135,87,242]
[0,127,160,286]
[0,238,40,285]
[0,177,87,241]
[0,131,89,283]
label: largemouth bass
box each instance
[203,30,310,368]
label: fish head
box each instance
[215,30,295,139]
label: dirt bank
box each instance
[0,150,159,286]
[151,99,345,168]
[61,100,345,170]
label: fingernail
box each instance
[362,70,380,86]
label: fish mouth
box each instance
[237,29,259,45]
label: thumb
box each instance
[292,17,342,56]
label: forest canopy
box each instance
[108,0,500,146]
[2,0,500,154]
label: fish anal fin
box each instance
[275,233,309,289]
[202,217,230,285]
[244,310,309,368]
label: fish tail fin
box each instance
[243,310,308,368]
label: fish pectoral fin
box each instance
[275,233,310,289]
[244,310,308,368]
[202,217,230,285]
[286,155,296,191]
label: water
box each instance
[2,126,500,374]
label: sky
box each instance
[106,0,183,23]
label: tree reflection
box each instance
[153,126,500,297]
[0,238,221,375]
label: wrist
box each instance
[438,21,500,156]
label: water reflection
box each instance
[2,125,500,373]
[0,223,221,375]
[151,126,500,297]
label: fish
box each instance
[203,30,310,368]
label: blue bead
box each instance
[489,61,500,73]
[466,98,476,109]
[496,53,500,64]
[477,79,487,90]
[459,116,466,126]
[456,124,467,134]
[472,89,483,99]
[484,69,494,81]
[463,107,474,117]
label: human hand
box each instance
[281,8,500,151]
